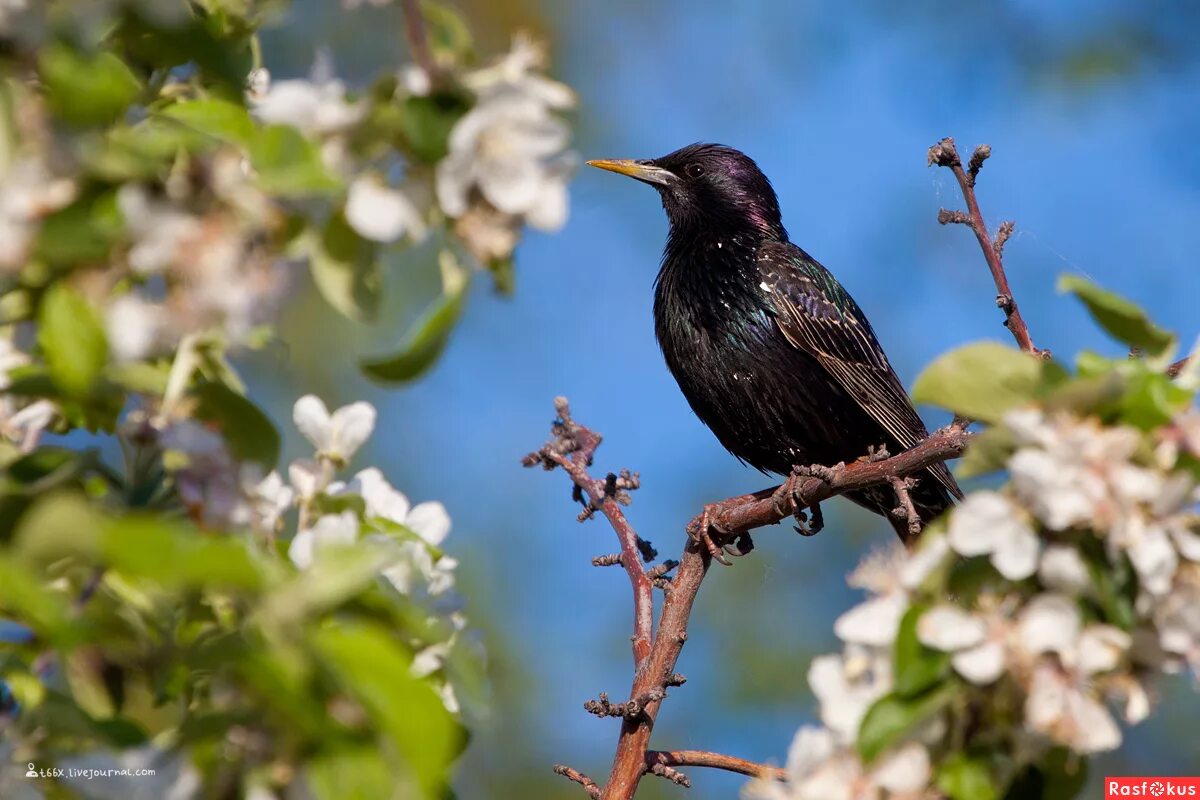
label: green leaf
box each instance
[191,381,281,467]
[0,555,77,644]
[263,546,392,626]
[360,263,468,383]
[38,284,109,398]
[249,125,340,197]
[308,213,381,321]
[421,1,474,62]
[159,98,256,145]
[106,361,171,395]
[309,622,461,796]
[35,189,124,268]
[912,342,1051,423]
[85,120,212,181]
[400,93,469,163]
[13,491,102,565]
[892,605,951,697]
[100,515,264,591]
[857,685,954,762]
[1058,274,1175,356]
[1003,747,1087,800]
[39,44,142,127]
[307,746,398,800]
[957,425,1016,479]
[1118,370,1192,430]
[937,754,998,800]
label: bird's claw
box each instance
[773,466,828,537]
[692,503,733,566]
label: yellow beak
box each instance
[586,159,675,186]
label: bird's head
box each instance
[588,143,785,241]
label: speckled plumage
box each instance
[597,143,961,539]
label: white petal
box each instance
[952,641,1007,684]
[328,401,376,460]
[1065,689,1122,753]
[784,725,837,782]
[1126,523,1178,596]
[871,742,930,794]
[1169,522,1200,562]
[293,395,332,452]
[345,177,423,243]
[992,524,1040,580]
[288,528,316,569]
[1024,665,1068,735]
[833,594,906,647]
[1018,594,1081,656]
[406,501,451,546]
[1039,545,1092,594]
[523,172,569,231]
[288,458,324,500]
[947,491,1017,556]
[917,605,986,651]
[354,467,411,523]
[1076,625,1130,675]
[899,534,950,589]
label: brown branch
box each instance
[1167,356,1190,378]
[929,137,1039,355]
[400,0,439,82]
[523,398,654,668]
[526,401,972,799]
[554,765,601,799]
[646,750,788,782]
[694,422,972,538]
[889,476,922,541]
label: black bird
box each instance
[589,144,961,552]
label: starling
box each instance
[588,143,962,550]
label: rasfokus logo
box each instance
[1106,777,1200,798]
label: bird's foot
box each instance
[863,444,891,463]
[691,503,733,566]
[723,532,755,558]
[772,468,827,537]
[795,502,824,537]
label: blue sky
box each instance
[258,1,1200,795]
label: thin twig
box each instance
[523,398,653,668]
[646,750,788,782]
[929,137,1039,355]
[888,476,922,542]
[554,765,602,799]
[399,0,438,82]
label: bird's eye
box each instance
[684,163,705,179]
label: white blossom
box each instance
[1024,663,1121,753]
[293,394,376,463]
[118,185,200,274]
[288,510,359,569]
[436,34,576,244]
[947,490,1040,579]
[918,605,1007,685]
[243,468,294,534]
[335,467,451,546]
[106,294,166,362]
[251,74,363,137]
[808,646,891,744]
[344,176,425,243]
[0,159,76,271]
[1038,545,1092,594]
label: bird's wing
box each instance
[757,241,961,498]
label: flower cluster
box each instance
[746,406,1200,800]
[152,393,468,712]
[435,33,577,266]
